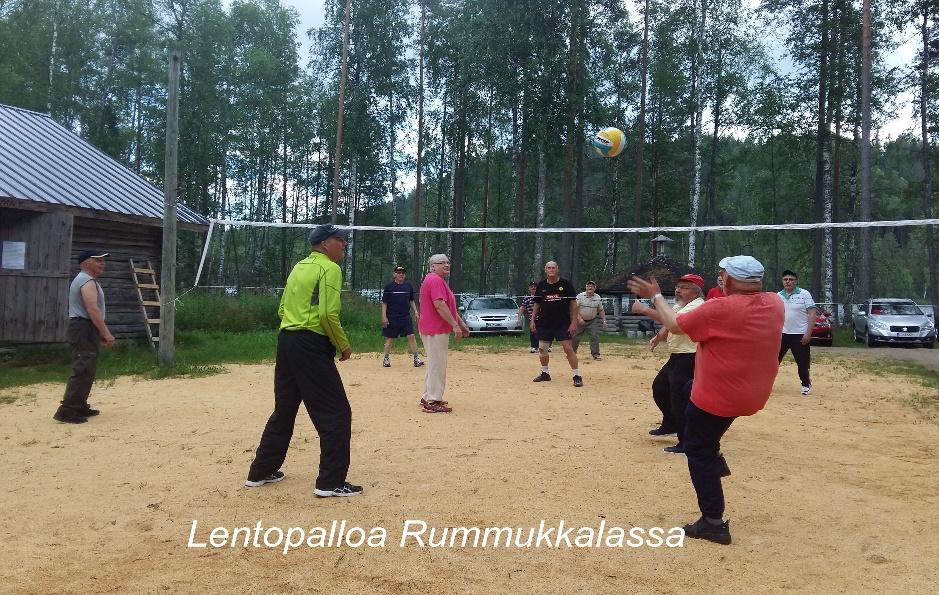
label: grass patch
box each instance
[840,358,939,416]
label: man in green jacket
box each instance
[245,224,362,497]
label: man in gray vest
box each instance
[53,250,115,424]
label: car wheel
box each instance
[865,330,877,347]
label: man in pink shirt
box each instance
[418,254,470,413]
[628,255,784,545]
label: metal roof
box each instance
[0,103,208,226]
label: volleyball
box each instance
[591,127,626,158]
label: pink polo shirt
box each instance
[419,273,458,335]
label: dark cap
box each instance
[394,266,406,272]
[308,224,351,245]
[78,250,109,264]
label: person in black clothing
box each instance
[380,265,424,368]
[530,261,583,387]
[518,281,539,352]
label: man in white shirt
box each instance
[777,270,817,395]
[572,281,607,360]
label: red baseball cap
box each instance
[678,274,705,289]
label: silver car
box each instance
[461,296,523,335]
[852,299,936,348]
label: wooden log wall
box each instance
[0,208,72,342]
[72,217,163,341]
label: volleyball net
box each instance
[189,217,939,313]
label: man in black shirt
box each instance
[530,261,583,387]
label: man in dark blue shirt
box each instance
[381,265,424,367]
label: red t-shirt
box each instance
[418,273,458,335]
[706,287,725,300]
[676,292,784,417]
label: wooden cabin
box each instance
[0,103,208,344]
[594,256,716,334]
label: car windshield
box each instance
[468,298,516,310]
[870,303,922,316]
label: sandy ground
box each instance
[1,345,938,594]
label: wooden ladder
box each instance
[130,259,161,349]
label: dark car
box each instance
[811,311,833,347]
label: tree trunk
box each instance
[921,3,937,303]
[534,145,547,282]
[479,92,494,294]
[632,0,650,262]
[812,0,831,298]
[330,0,352,223]
[412,0,426,274]
[858,0,872,300]
[514,107,529,292]
[687,0,706,267]
[561,1,579,276]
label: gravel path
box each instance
[818,344,939,373]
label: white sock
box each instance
[572,368,581,376]
[541,366,549,373]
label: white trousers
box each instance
[420,333,450,402]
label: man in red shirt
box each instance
[628,255,784,545]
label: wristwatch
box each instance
[651,293,663,302]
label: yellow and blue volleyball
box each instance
[591,127,626,157]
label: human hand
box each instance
[568,322,578,336]
[801,333,812,346]
[649,334,660,351]
[102,332,115,347]
[631,301,649,315]
[626,275,661,299]
[339,348,352,361]
[382,317,389,327]
[529,320,536,333]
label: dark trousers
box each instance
[57,318,100,417]
[248,330,352,490]
[528,328,539,349]
[684,402,736,519]
[779,333,811,387]
[651,352,695,433]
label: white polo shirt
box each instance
[778,287,816,334]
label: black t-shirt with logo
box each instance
[534,278,576,328]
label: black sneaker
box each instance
[573,375,583,387]
[682,517,732,545]
[649,426,677,436]
[592,355,601,361]
[245,470,285,487]
[314,482,364,497]
[663,444,685,454]
[78,407,100,417]
[533,372,551,382]
[53,412,88,424]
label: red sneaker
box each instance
[421,400,452,413]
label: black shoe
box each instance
[649,426,677,436]
[663,444,685,454]
[78,407,100,417]
[245,470,285,487]
[592,355,601,361]
[533,372,551,382]
[53,412,88,424]
[314,482,364,497]
[572,375,583,387]
[682,517,732,545]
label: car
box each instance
[811,310,833,347]
[460,296,523,336]
[852,299,936,348]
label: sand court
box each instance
[1,346,937,593]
